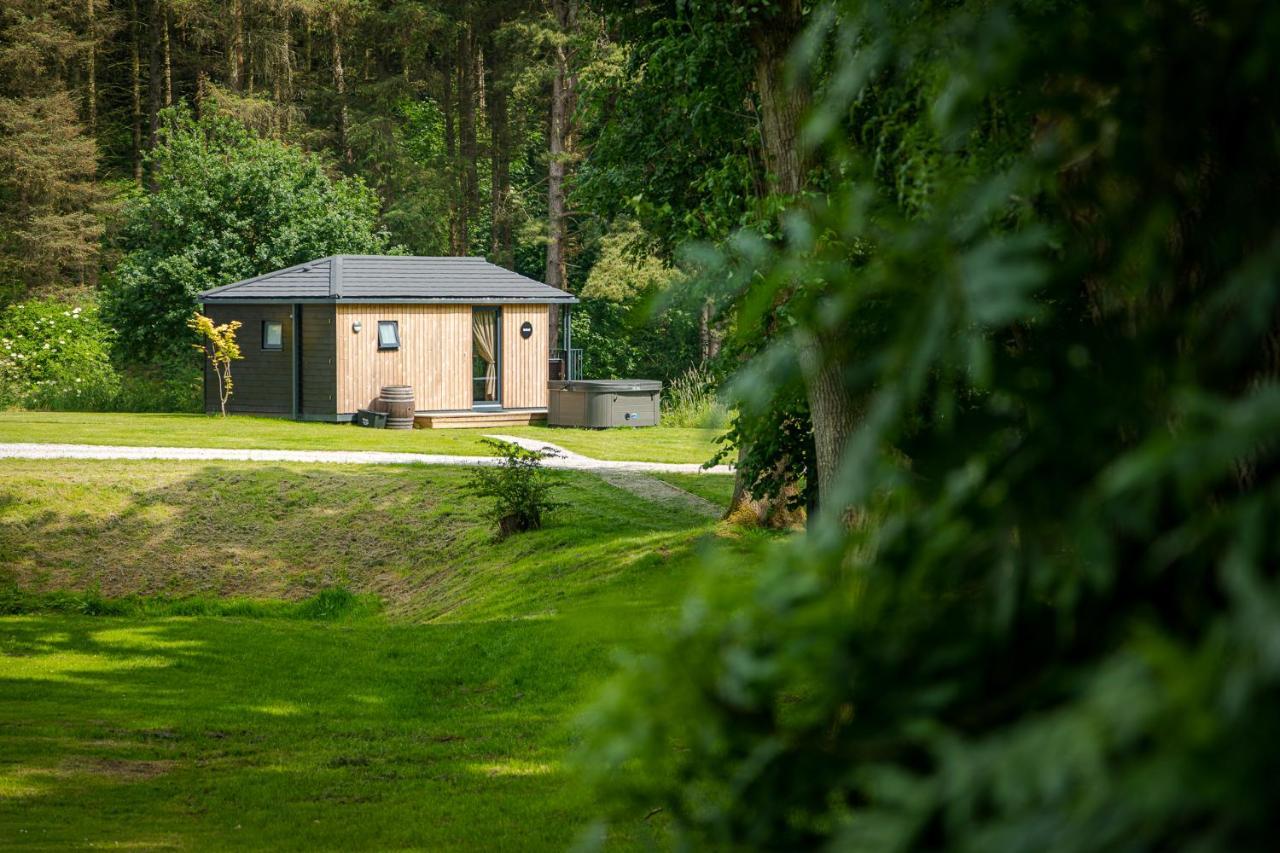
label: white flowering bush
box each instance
[0,298,120,409]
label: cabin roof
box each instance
[199,255,578,304]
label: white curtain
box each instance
[473,312,497,400]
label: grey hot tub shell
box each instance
[547,379,661,428]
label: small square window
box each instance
[262,321,283,350]
[377,320,400,350]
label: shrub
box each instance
[0,297,119,409]
[466,439,564,537]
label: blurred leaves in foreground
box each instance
[581,0,1280,849]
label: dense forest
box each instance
[0,0,717,411]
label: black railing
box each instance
[550,348,583,381]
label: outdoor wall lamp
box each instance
[352,321,362,333]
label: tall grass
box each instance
[662,363,728,428]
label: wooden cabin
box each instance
[198,255,579,428]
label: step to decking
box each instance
[415,410,548,429]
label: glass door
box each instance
[472,307,501,407]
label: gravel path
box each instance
[0,438,733,475]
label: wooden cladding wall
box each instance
[335,304,472,414]
[204,304,293,415]
[501,304,549,409]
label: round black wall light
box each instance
[520,321,534,339]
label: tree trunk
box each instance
[486,40,513,268]
[277,9,292,136]
[443,40,461,254]
[330,11,351,165]
[228,0,244,92]
[85,0,96,132]
[162,6,172,106]
[147,0,163,151]
[546,0,578,336]
[457,26,478,255]
[749,0,859,519]
[797,332,857,510]
[130,0,142,180]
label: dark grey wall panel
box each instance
[300,304,336,417]
[203,304,293,415]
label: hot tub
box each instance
[547,379,662,428]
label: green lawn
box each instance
[0,459,764,849]
[0,411,722,465]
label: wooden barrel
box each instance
[379,385,415,429]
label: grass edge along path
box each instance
[0,410,722,465]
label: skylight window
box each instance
[378,320,400,350]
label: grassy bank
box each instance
[0,458,764,849]
[0,411,722,465]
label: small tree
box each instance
[466,439,564,537]
[187,313,241,416]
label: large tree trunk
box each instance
[725,0,855,525]
[797,332,857,509]
[747,1,857,520]
[330,11,351,166]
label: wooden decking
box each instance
[414,409,548,429]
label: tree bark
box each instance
[130,0,142,180]
[147,0,163,150]
[486,38,513,268]
[162,5,172,106]
[277,8,292,136]
[85,0,96,132]
[228,0,244,92]
[749,0,859,519]
[797,332,857,509]
[330,11,352,166]
[457,26,478,255]
[546,0,578,338]
[443,39,461,254]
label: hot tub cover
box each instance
[548,379,662,392]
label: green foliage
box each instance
[101,104,393,366]
[466,439,565,538]
[581,220,683,302]
[572,292,702,384]
[0,297,119,409]
[582,0,1280,849]
[576,6,763,252]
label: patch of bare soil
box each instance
[63,756,175,781]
